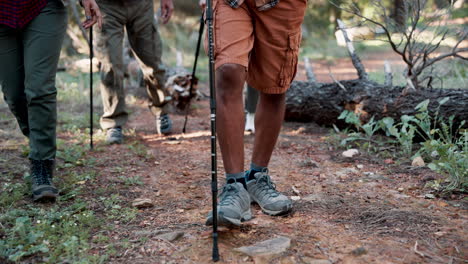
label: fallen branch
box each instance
[285,79,468,128]
[328,71,347,91]
[413,241,427,258]
[304,57,317,83]
[384,60,393,87]
[336,19,369,82]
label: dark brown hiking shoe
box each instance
[30,159,59,202]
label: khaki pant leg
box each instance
[126,0,168,116]
[94,0,127,129]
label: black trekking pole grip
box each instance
[89,27,94,150]
[207,0,219,261]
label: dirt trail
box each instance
[85,91,467,263]
[86,50,466,263]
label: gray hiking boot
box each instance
[156,114,172,134]
[106,127,123,144]
[246,171,292,216]
[206,182,252,227]
[31,159,59,202]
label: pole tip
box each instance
[212,250,219,262]
[212,233,220,262]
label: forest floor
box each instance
[0,51,467,264]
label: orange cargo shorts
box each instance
[205,0,307,94]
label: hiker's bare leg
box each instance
[216,64,246,173]
[251,92,286,167]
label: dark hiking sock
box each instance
[246,163,268,181]
[226,172,247,189]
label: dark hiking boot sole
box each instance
[33,190,58,202]
[33,184,58,202]
[251,200,293,216]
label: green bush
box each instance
[337,97,467,193]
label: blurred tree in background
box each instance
[62,0,466,76]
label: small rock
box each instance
[301,257,332,264]
[336,168,358,179]
[176,209,185,213]
[424,193,436,199]
[292,186,301,195]
[302,159,319,168]
[134,229,169,237]
[356,164,364,169]
[342,149,359,158]
[350,247,367,256]
[290,196,301,201]
[412,156,425,167]
[163,141,181,145]
[303,194,321,202]
[393,193,410,199]
[384,159,395,164]
[434,231,447,237]
[132,198,154,209]
[397,187,404,192]
[156,231,184,242]
[234,236,291,258]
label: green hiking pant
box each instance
[0,0,67,160]
[95,0,168,130]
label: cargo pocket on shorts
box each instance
[278,31,301,87]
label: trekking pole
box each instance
[182,13,205,133]
[89,27,94,150]
[206,0,219,261]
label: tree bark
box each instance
[285,79,468,128]
[393,0,406,31]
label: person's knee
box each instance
[216,64,245,103]
[217,64,245,87]
[101,66,124,87]
[3,91,24,107]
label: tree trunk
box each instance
[393,0,406,31]
[285,79,468,128]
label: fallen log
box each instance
[285,79,468,128]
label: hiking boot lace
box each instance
[109,127,122,137]
[219,184,240,206]
[32,162,51,185]
[256,172,280,198]
[160,114,170,128]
